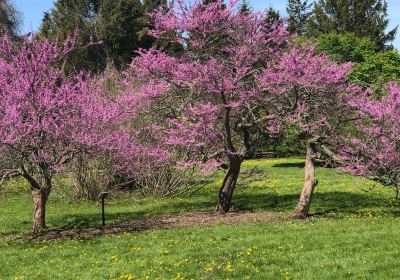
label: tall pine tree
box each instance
[308,0,397,50]
[0,0,21,38]
[39,0,105,72]
[239,0,252,15]
[286,0,312,35]
[265,6,281,26]
[97,0,145,68]
[39,0,153,71]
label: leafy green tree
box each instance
[317,33,377,63]
[308,0,397,50]
[350,50,400,88]
[0,0,21,38]
[316,32,400,92]
[286,0,312,35]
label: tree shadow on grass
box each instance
[49,199,217,230]
[271,161,328,168]
[47,191,399,232]
[232,191,399,215]
[272,162,305,168]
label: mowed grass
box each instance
[0,158,399,279]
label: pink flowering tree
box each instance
[341,83,400,198]
[0,34,166,233]
[258,45,352,218]
[125,0,289,213]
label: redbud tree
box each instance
[341,83,400,198]
[0,34,165,233]
[259,45,352,218]
[127,0,290,213]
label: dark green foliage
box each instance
[39,0,106,73]
[139,0,182,55]
[308,0,397,50]
[143,0,167,13]
[202,0,218,4]
[97,0,145,68]
[264,7,282,31]
[39,0,171,71]
[259,6,283,52]
[0,0,21,38]
[239,0,252,15]
[286,0,312,35]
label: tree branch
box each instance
[0,170,22,187]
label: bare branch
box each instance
[0,170,22,187]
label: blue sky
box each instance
[14,0,400,49]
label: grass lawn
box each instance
[0,158,399,279]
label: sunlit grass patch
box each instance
[0,158,399,279]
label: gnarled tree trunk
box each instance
[215,155,242,214]
[29,169,52,234]
[294,141,318,219]
[32,188,49,233]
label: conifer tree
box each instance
[0,0,21,38]
[286,0,312,35]
[40,0,151,71]
[97,0,145,68]
[39,0,105,72]
[308,0,397,50]
[265,7,281,25]
[239,0,252,15]
[143,0,166,13]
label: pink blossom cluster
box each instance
[341,83,400,188]
[125,0,290,170]
[0,33,167,177]
[258,45,352,134]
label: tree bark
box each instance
[30,168,52,234]
[294,141,318,219]
[215,156,242,214]
[32,188,49,234]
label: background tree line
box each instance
[1,0,400,233]
[2,0,398,81]
[1,0,399,166]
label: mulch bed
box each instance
[30,211,289,241]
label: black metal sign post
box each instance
[99,192,110,227]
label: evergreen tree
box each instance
[39,0,152,71]
[308,0,397,50]
[264,7,282,31]
[143,0,166,13]
[263,7,287,50]
[97,0,145,68]
[203,0,218,4]
[0,0,21,38]
[239,0,252,15]
[39,0,105,72]
[138,0,182,54]
[286,0,312,35]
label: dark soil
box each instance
[31,211,288,241]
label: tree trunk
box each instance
[32,188,49,234]
[294,141,318,219]
[215,156,242,214]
